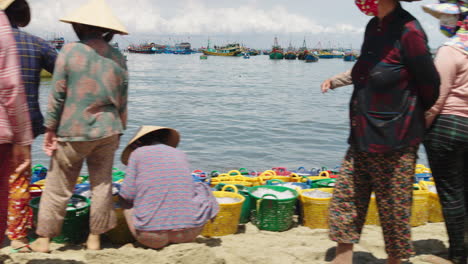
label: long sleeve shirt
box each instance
[425,45,468,127]
[330,70,352,90]
[349,4,440,153]
[45,39,128,141]
[13,26,57,137]
[120,144,219,231]
[0,11,32,146]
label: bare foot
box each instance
[331,243,353,264]
[420,255,454,264]
[10,237,29,249]
[86,234,101,250]
[29,237,51,253]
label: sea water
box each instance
[34,53,429,172]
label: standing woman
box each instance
[327,1,440,264]
[3,0,57,251]
[30,0,128,252]
[422,1,468,263]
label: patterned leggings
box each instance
[328,146,417,259]
[7,167,32,240]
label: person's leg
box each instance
[372,146,417,263]
[135,230,169,249]
[86,135,119,250]
[328,147,372,264]
[31,141,86,253]
[7,165,32,250]
[0,144,13,246]
[426,141,466,264]
[168,226,204,244]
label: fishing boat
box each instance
[305,52,319,63]
[202,41,243,56]
[243,52,250,59]
[48,37,65,50]
[269,36,284,60]
[317,49,334,59]
[127,43,157,54]
[284,42,297,60]
[331,49,345,59]
[343,52,357,62]
[297,38,309,60]
[200,55,208,60]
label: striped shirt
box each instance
[0,11,32,146]
[120,144,219,231]
[12,26,57,137]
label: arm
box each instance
[401,22,440,111]
[321,70,352,93]
[425,46,458,127]
[40,38,58,74]
[44,49,67,132]
[119,151,138,203]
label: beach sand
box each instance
[0,222,449,264]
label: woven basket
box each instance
[299,188,334,229]
[419,181,444,223]
[364,194,380,226]
[249,185,298,232]
[201,185,245,237]
[410,184,430,227]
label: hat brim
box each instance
[121,126,180,165]
[422,3,467,19]
[0,0,14,10]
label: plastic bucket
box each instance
[30,194,91,243]
[420,181,444,223]
[299,188,333,229]
[249,185,298,232]
[410,184,430,227]
[214,183,251,224]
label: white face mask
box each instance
[439,14,459,37]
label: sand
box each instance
[0,222,450,264]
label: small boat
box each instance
[200,55,208,60]
[305,53,319,63]
[317,50,334,59]
[127,43,157,54]
[269,36,284,60]
[243,52,250,59]
[343,51,357,62]
[202,42,243,57]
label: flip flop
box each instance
[10,244,33,253]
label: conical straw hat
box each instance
[0,0,15,10]
[60,0,128,35]
[121,126,180,165]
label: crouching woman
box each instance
[119,126,219,249]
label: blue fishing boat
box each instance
[305,53,319,63]
[343,53,357,62]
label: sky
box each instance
[25,0,446,50]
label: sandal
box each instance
[10,244,33,253]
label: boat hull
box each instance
[284,53,297,60]
[269,52,284,59]
[343,55,357,62]
[305,54,319,63]
[202,50,240,56]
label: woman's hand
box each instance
[321,79,332,93]
[12,144,31,174]
[43,130,58,156]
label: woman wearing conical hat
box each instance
[30,0,129,253]
[422,1,468,263]
[119,126,219,249]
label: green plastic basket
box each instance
[248,185,298,232]
[30,194,91,244]
[314,178,336,188]
[214,183,251,224]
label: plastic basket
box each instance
[201,185,245,237]
[249,185,298,232]
[30,194,90,243]
[214,183,251,224]
[31,164,48,183]
[419,181,444,223]
[313,178,336,188]
[29,184,43,199]
[364,194,380,226]
[105,207,135,244]
[266,179,310,191]
[410,184,430,227]
[210,173,254,187]
[299,188,333,229]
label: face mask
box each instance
[355,0,379,16]
[439,14,459,37]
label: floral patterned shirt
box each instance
[45,39,128,141]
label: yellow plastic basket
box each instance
[210,173,253,187]
[364,194,380,226]
[419,181,444,223]
[105,207,135,244]
[299,188,334,229]
[201,185,245,237]
[410,184,430,227]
